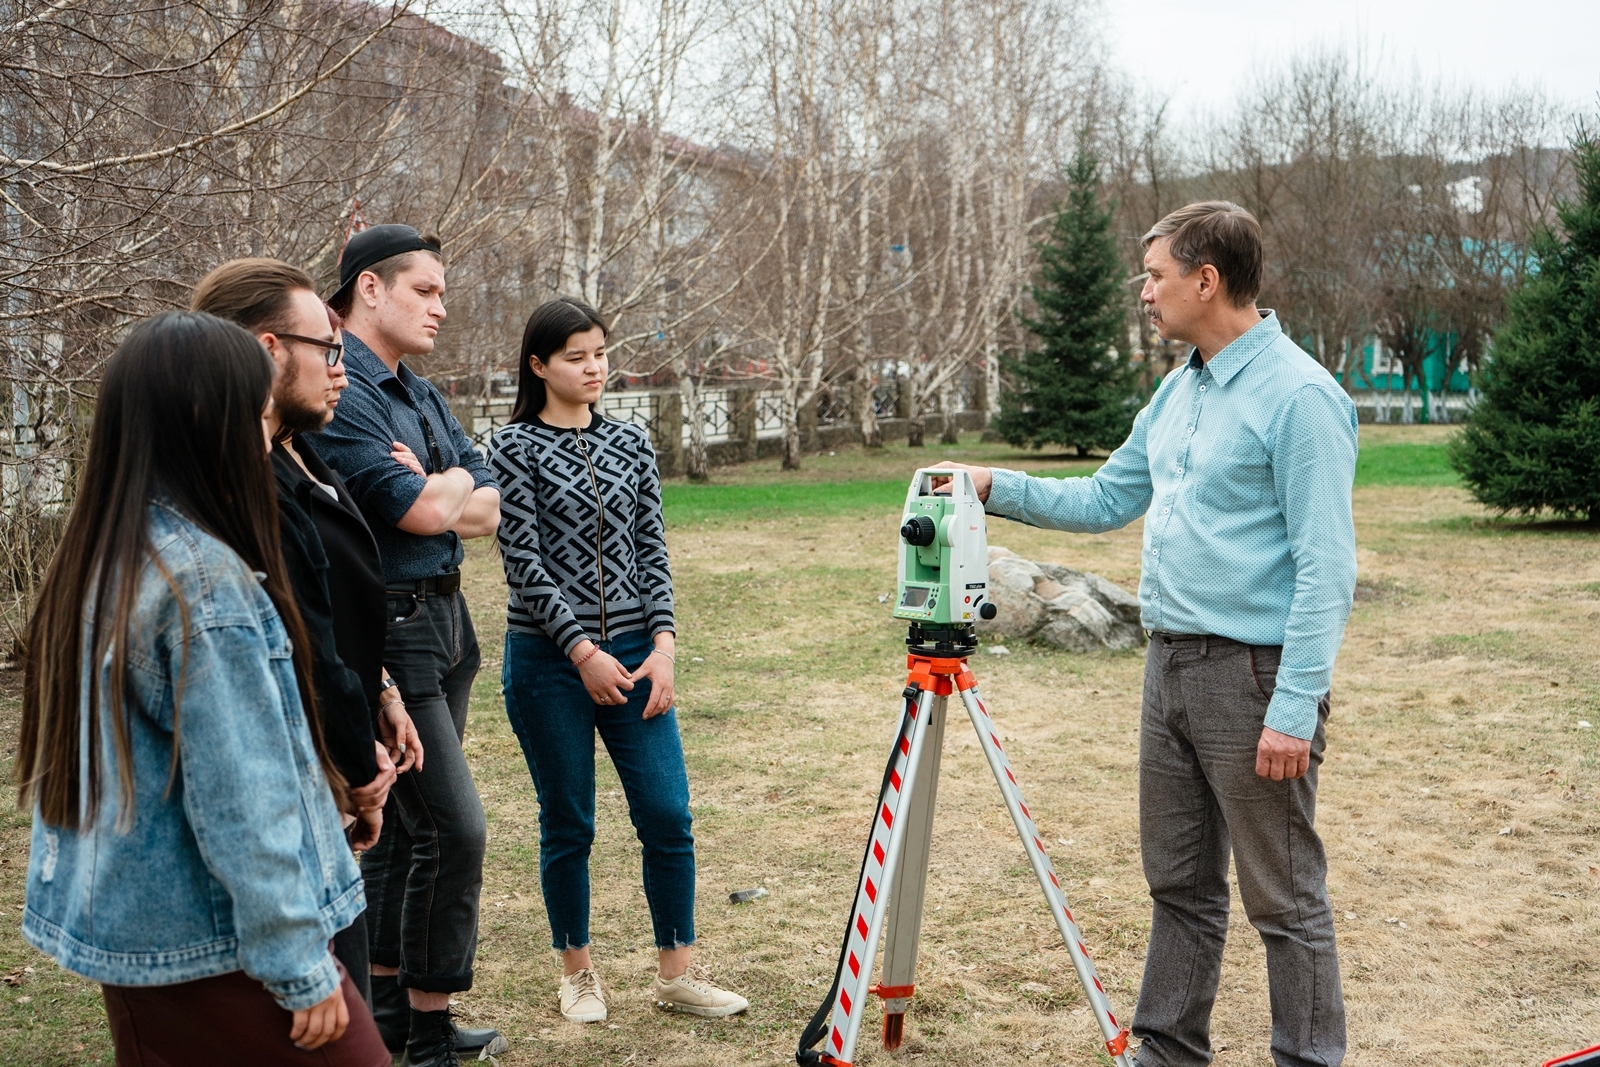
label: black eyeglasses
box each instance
[277,332,344,367]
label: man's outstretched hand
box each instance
[1256,726,1311,780]
[926,462,993,503]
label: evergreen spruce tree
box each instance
[994,152,1136,455]
[1450,129,1600,521]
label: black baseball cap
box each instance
[329,224,441,304]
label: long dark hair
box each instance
[509,297,609,424]
[16,311,347,829]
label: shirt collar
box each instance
[342,331,420,394]
[1186,309,1280,387]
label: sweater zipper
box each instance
[574,425,608,639]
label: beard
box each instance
[275,357,329,436]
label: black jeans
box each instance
[1134,634,1344,1067]
[362,589,485,994]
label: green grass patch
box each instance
[1355,442,1459,486]
[662,440,1456,523]
[663,478,909,523]
[662,464,1101,524]
[1431,513,1600,536]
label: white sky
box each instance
[1103,0,1600,122]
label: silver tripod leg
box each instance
[957,680,1135,1067]
[822,685,939,1066]
[876,693,948,1047]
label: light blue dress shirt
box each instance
[986,311,1358,740]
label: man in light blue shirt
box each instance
[946,202,1354,1066]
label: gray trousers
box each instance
[1134,633,1345,1067]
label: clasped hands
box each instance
[572,638,675,719]
[345,693,426,850]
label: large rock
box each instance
[978,547,1144,652]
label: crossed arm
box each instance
[390,442,500,538]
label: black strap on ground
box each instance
[796,685,922,1065]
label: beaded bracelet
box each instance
[573,644,601,668]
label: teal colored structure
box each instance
[1337,335,1473,395]
[1325,333,1476,424]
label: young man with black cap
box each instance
[312,225,504,1067]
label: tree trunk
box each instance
[782,379,803,470]
[855,362,881,448]
[680,374,709,483]
[905,372,925,447]
[938,380,959,445]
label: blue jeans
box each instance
[502,627,696,951]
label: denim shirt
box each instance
[306,332,495,584]
[23,503,363,1010]
[987,312,1358,740]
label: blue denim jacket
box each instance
[23,503,363,1010]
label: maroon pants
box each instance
[102,964,388,1067]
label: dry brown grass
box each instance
[2,431,1598,1065]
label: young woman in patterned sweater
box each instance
[489,297,748,1025]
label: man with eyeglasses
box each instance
[192,256,431,1039]
[310,226,502,1067]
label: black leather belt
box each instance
[386,570,462,597]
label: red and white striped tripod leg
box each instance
[957,680,1135,1067]
[821,686,939,1066]
[876,693,950,1049]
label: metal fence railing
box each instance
[451,381,979,464]
[755,391,785,440]
[685,388,733,445]
[601,391,662,441]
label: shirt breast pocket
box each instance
[1198,435,1272,512]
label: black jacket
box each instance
[273,439,387,787]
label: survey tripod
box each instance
[795,621,1133,1067]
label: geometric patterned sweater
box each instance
[487,411,675,655]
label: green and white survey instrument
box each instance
[893,468,995,630]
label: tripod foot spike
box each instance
[882,1012,904,1051]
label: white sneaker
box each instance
[651,971,750,1018]
[559,968,607,1023]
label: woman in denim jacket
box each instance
[15,313,388,1066]
[489,298,747,1026]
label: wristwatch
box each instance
[378,677,401,707]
